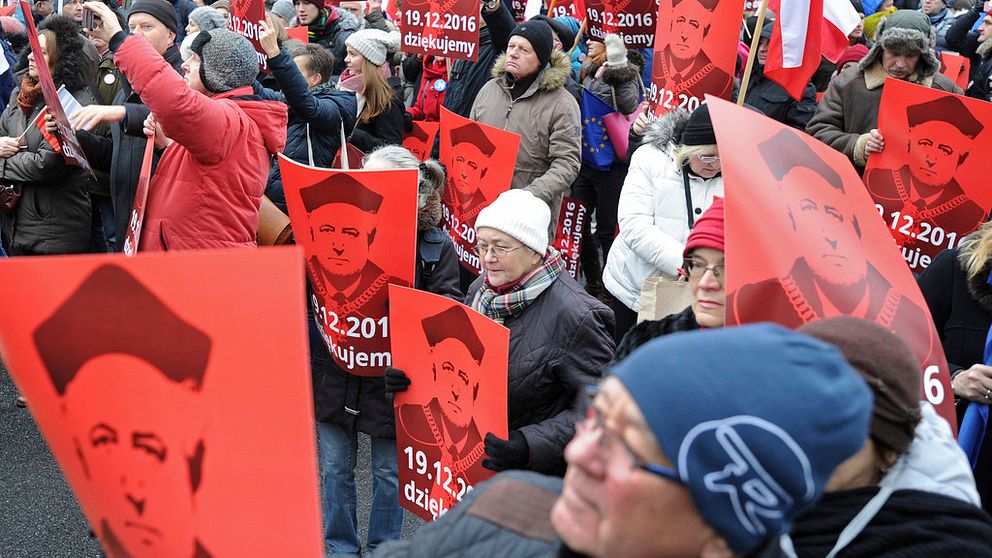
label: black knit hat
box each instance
[679,103,716,146]
[128,0,179,35]
[530,15,574,50]
[510,20,553,69]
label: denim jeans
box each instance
[317,422,403,557]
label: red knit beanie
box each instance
[835,44,869,71]
[683,197,724,257]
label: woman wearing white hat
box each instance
[338,28,405,152]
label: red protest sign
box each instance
[940,51,971,91]
[552,197,587,280]
[20,0,91,172]
[389,285,509,521]
[399,0,480,61]
[438,107,520,275]
[649,0,741,114]
[279,155,418,376]
[710,97,956,428]
[549,0,585,19]
[122,135,156,256]
[0,247,322,558]
[864,81,992,273]
[332,142,366,169]
[585,0,657,48]
[403,121,440,161]
[228,0,268,71]
[286,25,309,43]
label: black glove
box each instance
[384,367,411,394]
[483,431,529,472]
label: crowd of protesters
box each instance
[6,0,992,555]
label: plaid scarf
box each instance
[472,249,565,323]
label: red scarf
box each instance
[17,74,42,117]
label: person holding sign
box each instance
[470,20,581,223]
[864,95,986,246]
[0,15,95,256]
[84,2,288,251]
[390,189,615,476]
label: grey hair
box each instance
[362,145,447,193]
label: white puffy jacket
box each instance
[602,110,724,311]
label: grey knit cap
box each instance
[859,10,940,78]
[271,0,295,22]
[190,29,258,93]
[189,6,226,31]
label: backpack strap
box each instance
[419,227,444,286]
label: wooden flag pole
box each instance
[569,18,588,55]
[736,0,768,105]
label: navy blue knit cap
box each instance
[611,323,872,555]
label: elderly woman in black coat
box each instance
[388,189,615,475]
[0,14,96,255]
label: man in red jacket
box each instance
[83,1,288,251]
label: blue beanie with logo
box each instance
[611,324,872,555]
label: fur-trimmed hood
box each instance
[641,107,690,151]
[15,14,97,93]
[417,158,445,231]
[330,6,361,33]
[859,11,940,79]
[491,49,572,93]
[958,234,992,313]
[979,38,992,60]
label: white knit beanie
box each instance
[474,189,550,254]
[345,29,401,66]
[603,33,628,67]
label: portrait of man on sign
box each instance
[652,0,732,103]
[396,304,490,510]
[444,122,496,222]
[303,174,399,326]
[729,129,934,363]
[32,264,214,558]
[865,96,986,239]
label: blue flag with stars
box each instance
[581,89,616,172]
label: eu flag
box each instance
[581,89,615,172]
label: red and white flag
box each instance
[764,0,823,100]
[822,0,861,62]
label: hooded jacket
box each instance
[806,12,961,170]
[470,49,580,222]
[602,109,723,312]
[256,49,358,212]
[0,15,97,255]
[407,55,447,122]
[113,33,288,251]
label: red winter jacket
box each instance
[114,35,288,251]
[407,56,447,122]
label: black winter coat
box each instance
[918,245,992,510]
[441,2,515,118]
[77,44,183,251]
[466,273,615,475]
[743,65,817,129]
[945,6,992,102]
[256,49,358,212]
[350,94,405,153]
[613,305,699,363]
[313,230,463,438]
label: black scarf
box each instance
[791,487,992,557]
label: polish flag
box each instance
[822,0,862,62]
[764,0,824,100]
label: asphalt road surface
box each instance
[0,363,423,558]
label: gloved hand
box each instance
[384,367,411,394]
[483,431,529,472]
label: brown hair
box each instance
[38,28,59,71]
[359,55,394,124]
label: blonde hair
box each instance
[674,143,717,169]
[964,221,992,280]
[359,56,394,124]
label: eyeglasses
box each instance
[696,155,720,164]
[679,258,724,281]
[577,386,684,485]
[472,243,523,258]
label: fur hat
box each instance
[859,9,940,78]
[190,28,258,93]
[345,29,400,66]
[188,6,225,31]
